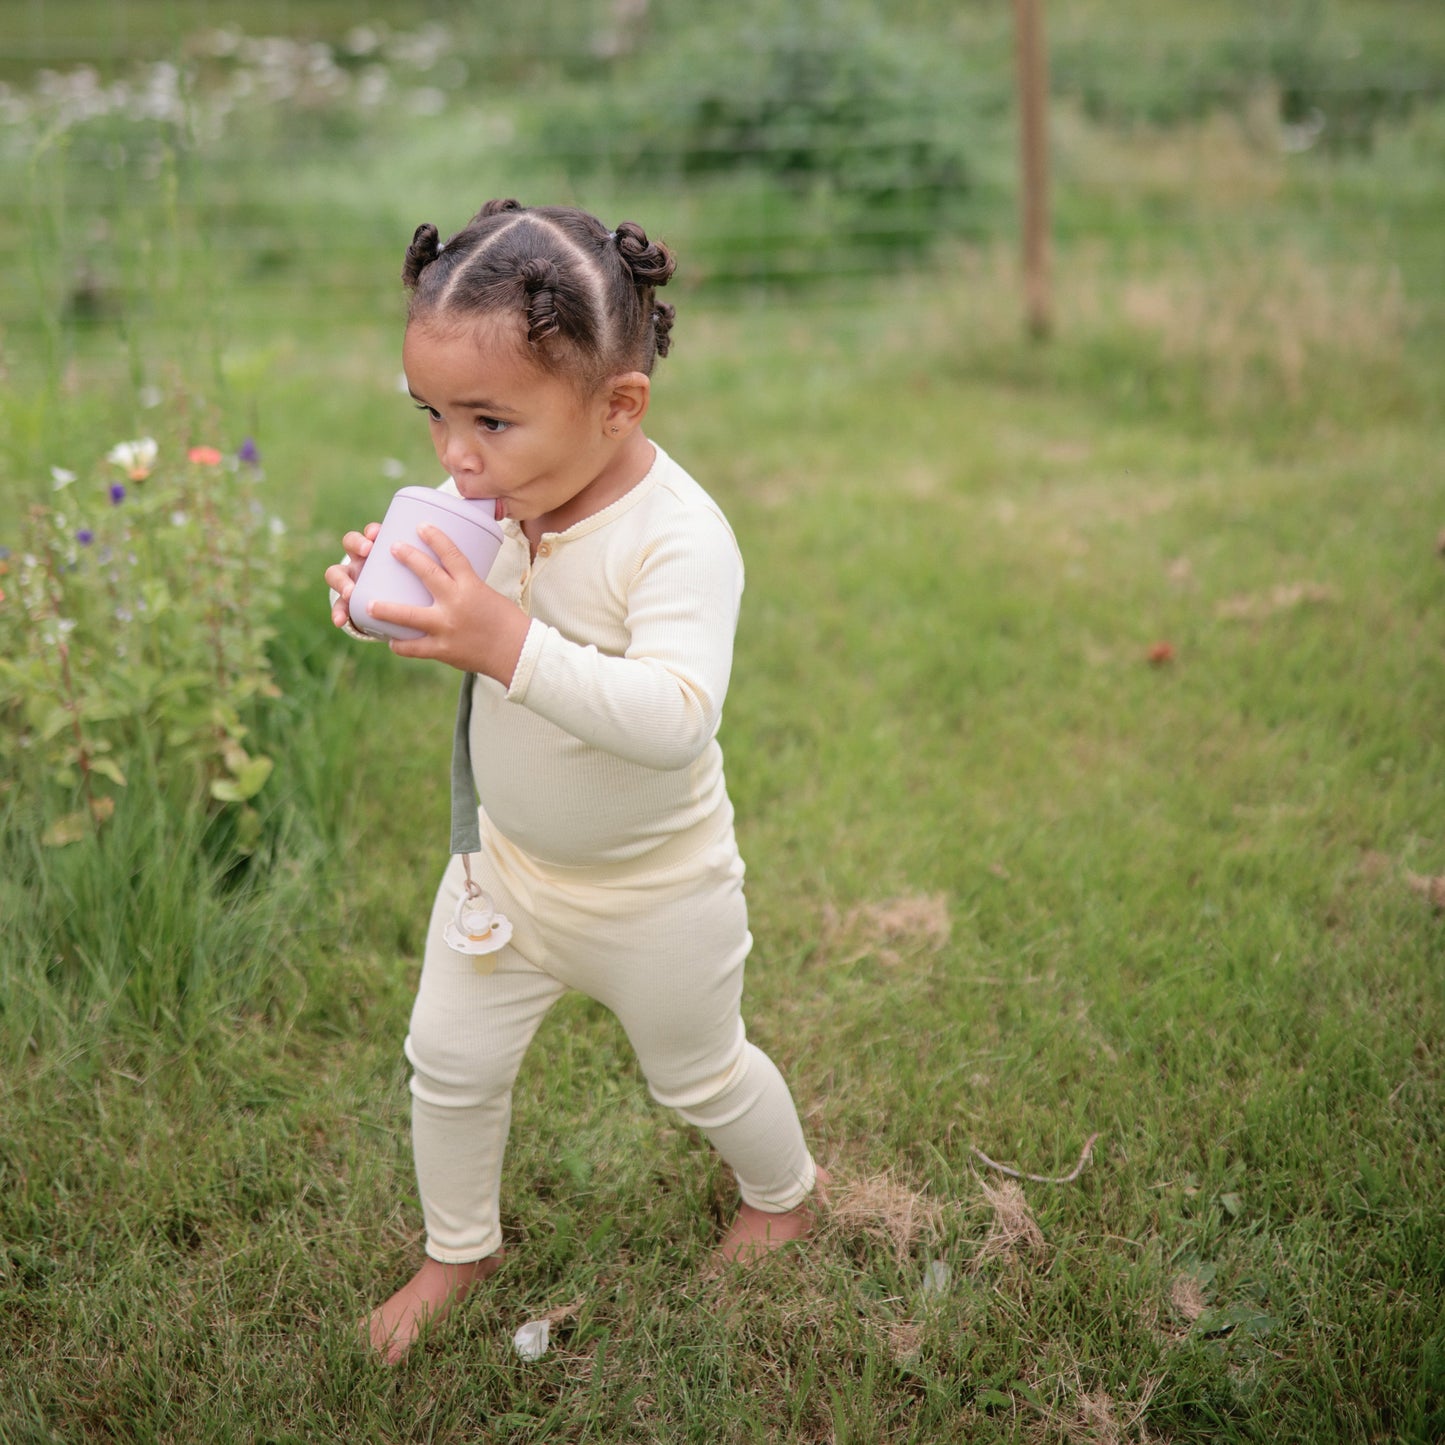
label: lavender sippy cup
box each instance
[348,486,506,641]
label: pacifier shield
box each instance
[443,890,513,963]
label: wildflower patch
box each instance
[0,425,285,849]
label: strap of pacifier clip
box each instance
[444,674,513,962]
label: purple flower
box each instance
[76,529,94,546]
[110,483,126,504]
[237,437,260,465]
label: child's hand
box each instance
[325,522,382,630]
[369,523,531,687]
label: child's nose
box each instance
[441,431,481,476]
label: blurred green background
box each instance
[1,3,1442,1442]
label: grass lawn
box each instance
[1,4,1442,1441]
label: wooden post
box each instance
[1013,0,1052,339]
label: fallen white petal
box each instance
[920,1259,951,1297]
[512,1318,550,1361]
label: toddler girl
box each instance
[326,199,821,1363]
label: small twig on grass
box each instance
[538,1295,586,1327]
[970,1132,1099,1184]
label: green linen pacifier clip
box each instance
[444,673,513,972]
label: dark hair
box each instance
[401,199,676,390]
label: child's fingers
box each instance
[414,523,479,581]
[342,528,376,562]
[390,540,455,595]
[387,633,435,659]
[364,596,434,637]
[323,560,355,594]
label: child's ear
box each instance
[601,371,650,438]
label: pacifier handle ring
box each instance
[461,853,485,903]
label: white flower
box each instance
[107,437,158,479]
[381,457,406,479]
[345,25,380,56]
[50,466,76,490]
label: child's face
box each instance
[402,319,624,528]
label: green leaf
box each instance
[139,580,173,614]
[210,709,246,741]
[221,739,251,775]
[209,753,273,802]
[42,811,90,847]
[80,698,128,722]
[88,757,127,787]
[37,706,74,743]
[1194,1303,1276,1339]
[234,805,263,852]
[154,670,212,698]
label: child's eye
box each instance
[413,403,441,421]
[479,416,510,434]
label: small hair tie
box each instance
[607,230,618,241]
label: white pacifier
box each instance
[444,856,513,973]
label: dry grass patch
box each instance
[1169,1272,1207,1323]
[1215,580,1338,621]
[824,1170,946,1266]
[1056,1378,1163,1445]
[822,892,952,968]
[1114,248,1406,410]
[1405,870,1445,911]
[972,1178,1047,1269]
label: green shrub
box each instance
[536,6,978,282]
[1252,5,1443,152]
[1051,2,1445,150]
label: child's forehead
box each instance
[403,317,545,391]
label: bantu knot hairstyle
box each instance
[401,199,678,388]
[401,223,443,288]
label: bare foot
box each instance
[716,1167,830,1264]
[364,1251,503,1364]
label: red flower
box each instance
[1147,641,1176,666]
[187,446,224,466]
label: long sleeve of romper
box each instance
[505,519,741,771]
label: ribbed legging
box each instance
[403,808,817,1263]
